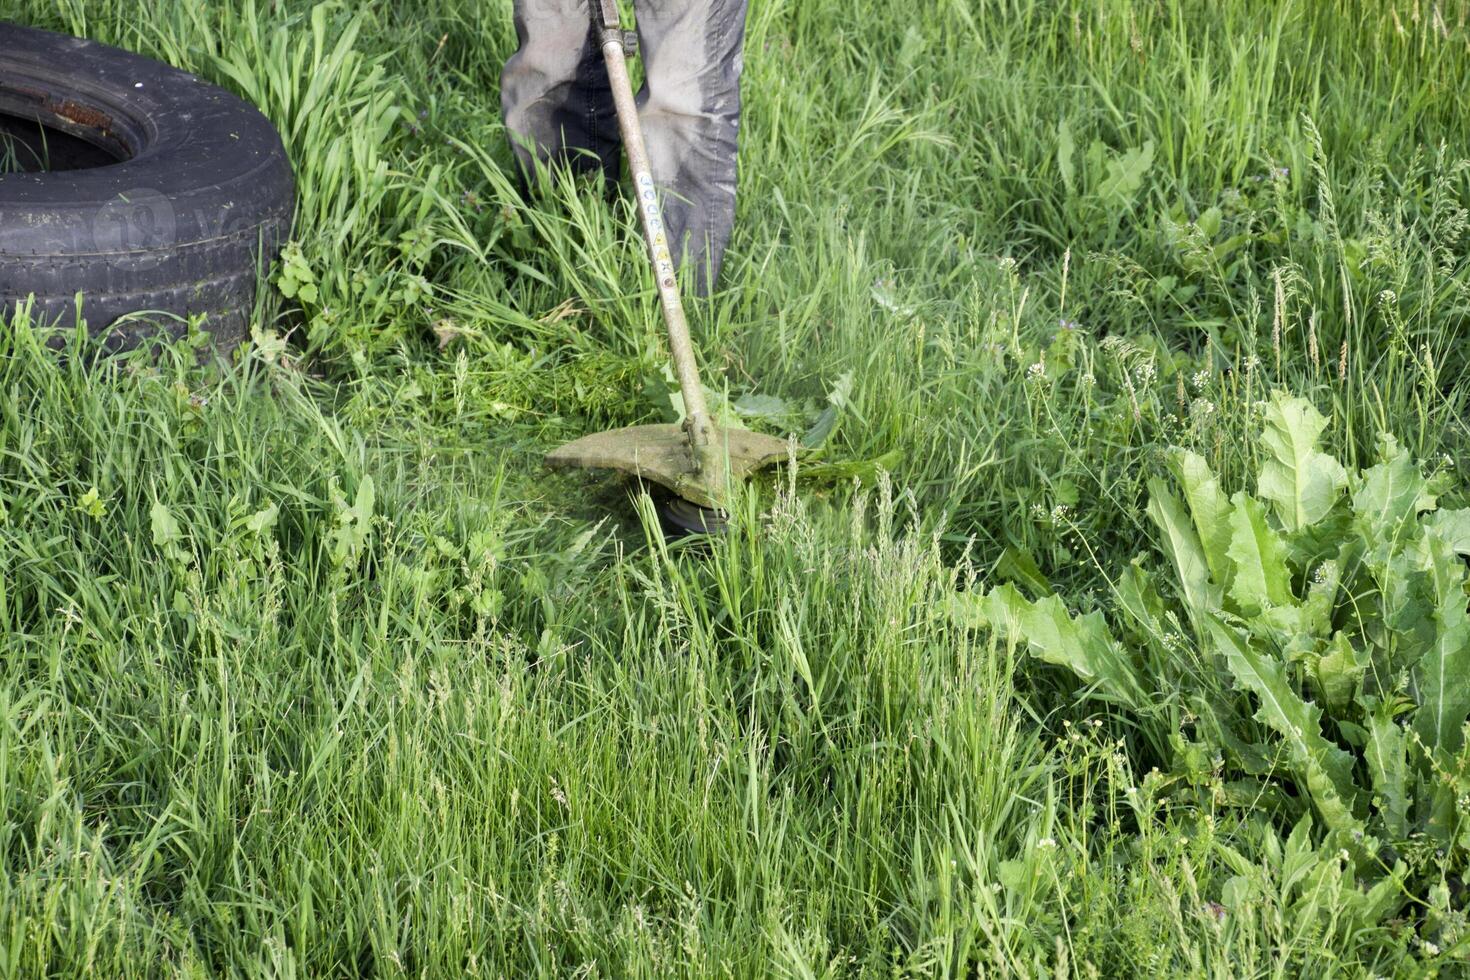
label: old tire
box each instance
[0,22,294,352]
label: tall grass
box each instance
[1,0,1468,973]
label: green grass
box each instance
[2,0,1470,974]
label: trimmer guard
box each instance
[545,424,788,510]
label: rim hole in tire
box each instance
[0,111,121,173]
[0,74,142,175]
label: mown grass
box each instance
[2,0,1469,974]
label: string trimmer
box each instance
[545,0,787,533]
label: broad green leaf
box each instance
[1411,529,1470,763]
[1352,434,1435,560]
[733,393,789,419]
[983,584,1145,709]
[76,486,105,520]
[1056,117,1076,194]
[330,475,376,567]
[1423,508,1470,556]
[1196,206,1223,240]
[1190,692,1280,776]
[1092,141,1155,212]
[1257,393,1347,532]
[1302,558,1341,637]
[1173,450,1233,587]
[1255,559,1339,657]
[1208,617,1362,836]
[150,501,182,547]
[994,546,1051,597]
[352,475,375,527]
[800,371,853,450]
[1357,865,1409,924]
[1314,631,1366,712]
[1251,556,1339,658]
[1281,815,1318,898]
[1226,492,1292,613]
[1114,561,1166,637]
[1361,542,1434,672]
[245,502,279,536]
[1365,704,1408,839]
[1146,478,1220,624]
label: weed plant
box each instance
[2,0,1470,974]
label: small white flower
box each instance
[1037,837,1057,849]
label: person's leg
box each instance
[632,0,749,296]
[501,0,620,185]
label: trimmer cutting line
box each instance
[545,0,787,533]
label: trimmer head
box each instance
[545,423,787,510]
[546,9,797,528]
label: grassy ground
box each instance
[3,0,1470,974]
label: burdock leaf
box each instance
[983,584,1145,709]
[1208,617,1362,836]
[1147,478,1220,624]
[1226,492,1293,613]
[1257,393,1347,532]
[1173,450,1234,587]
